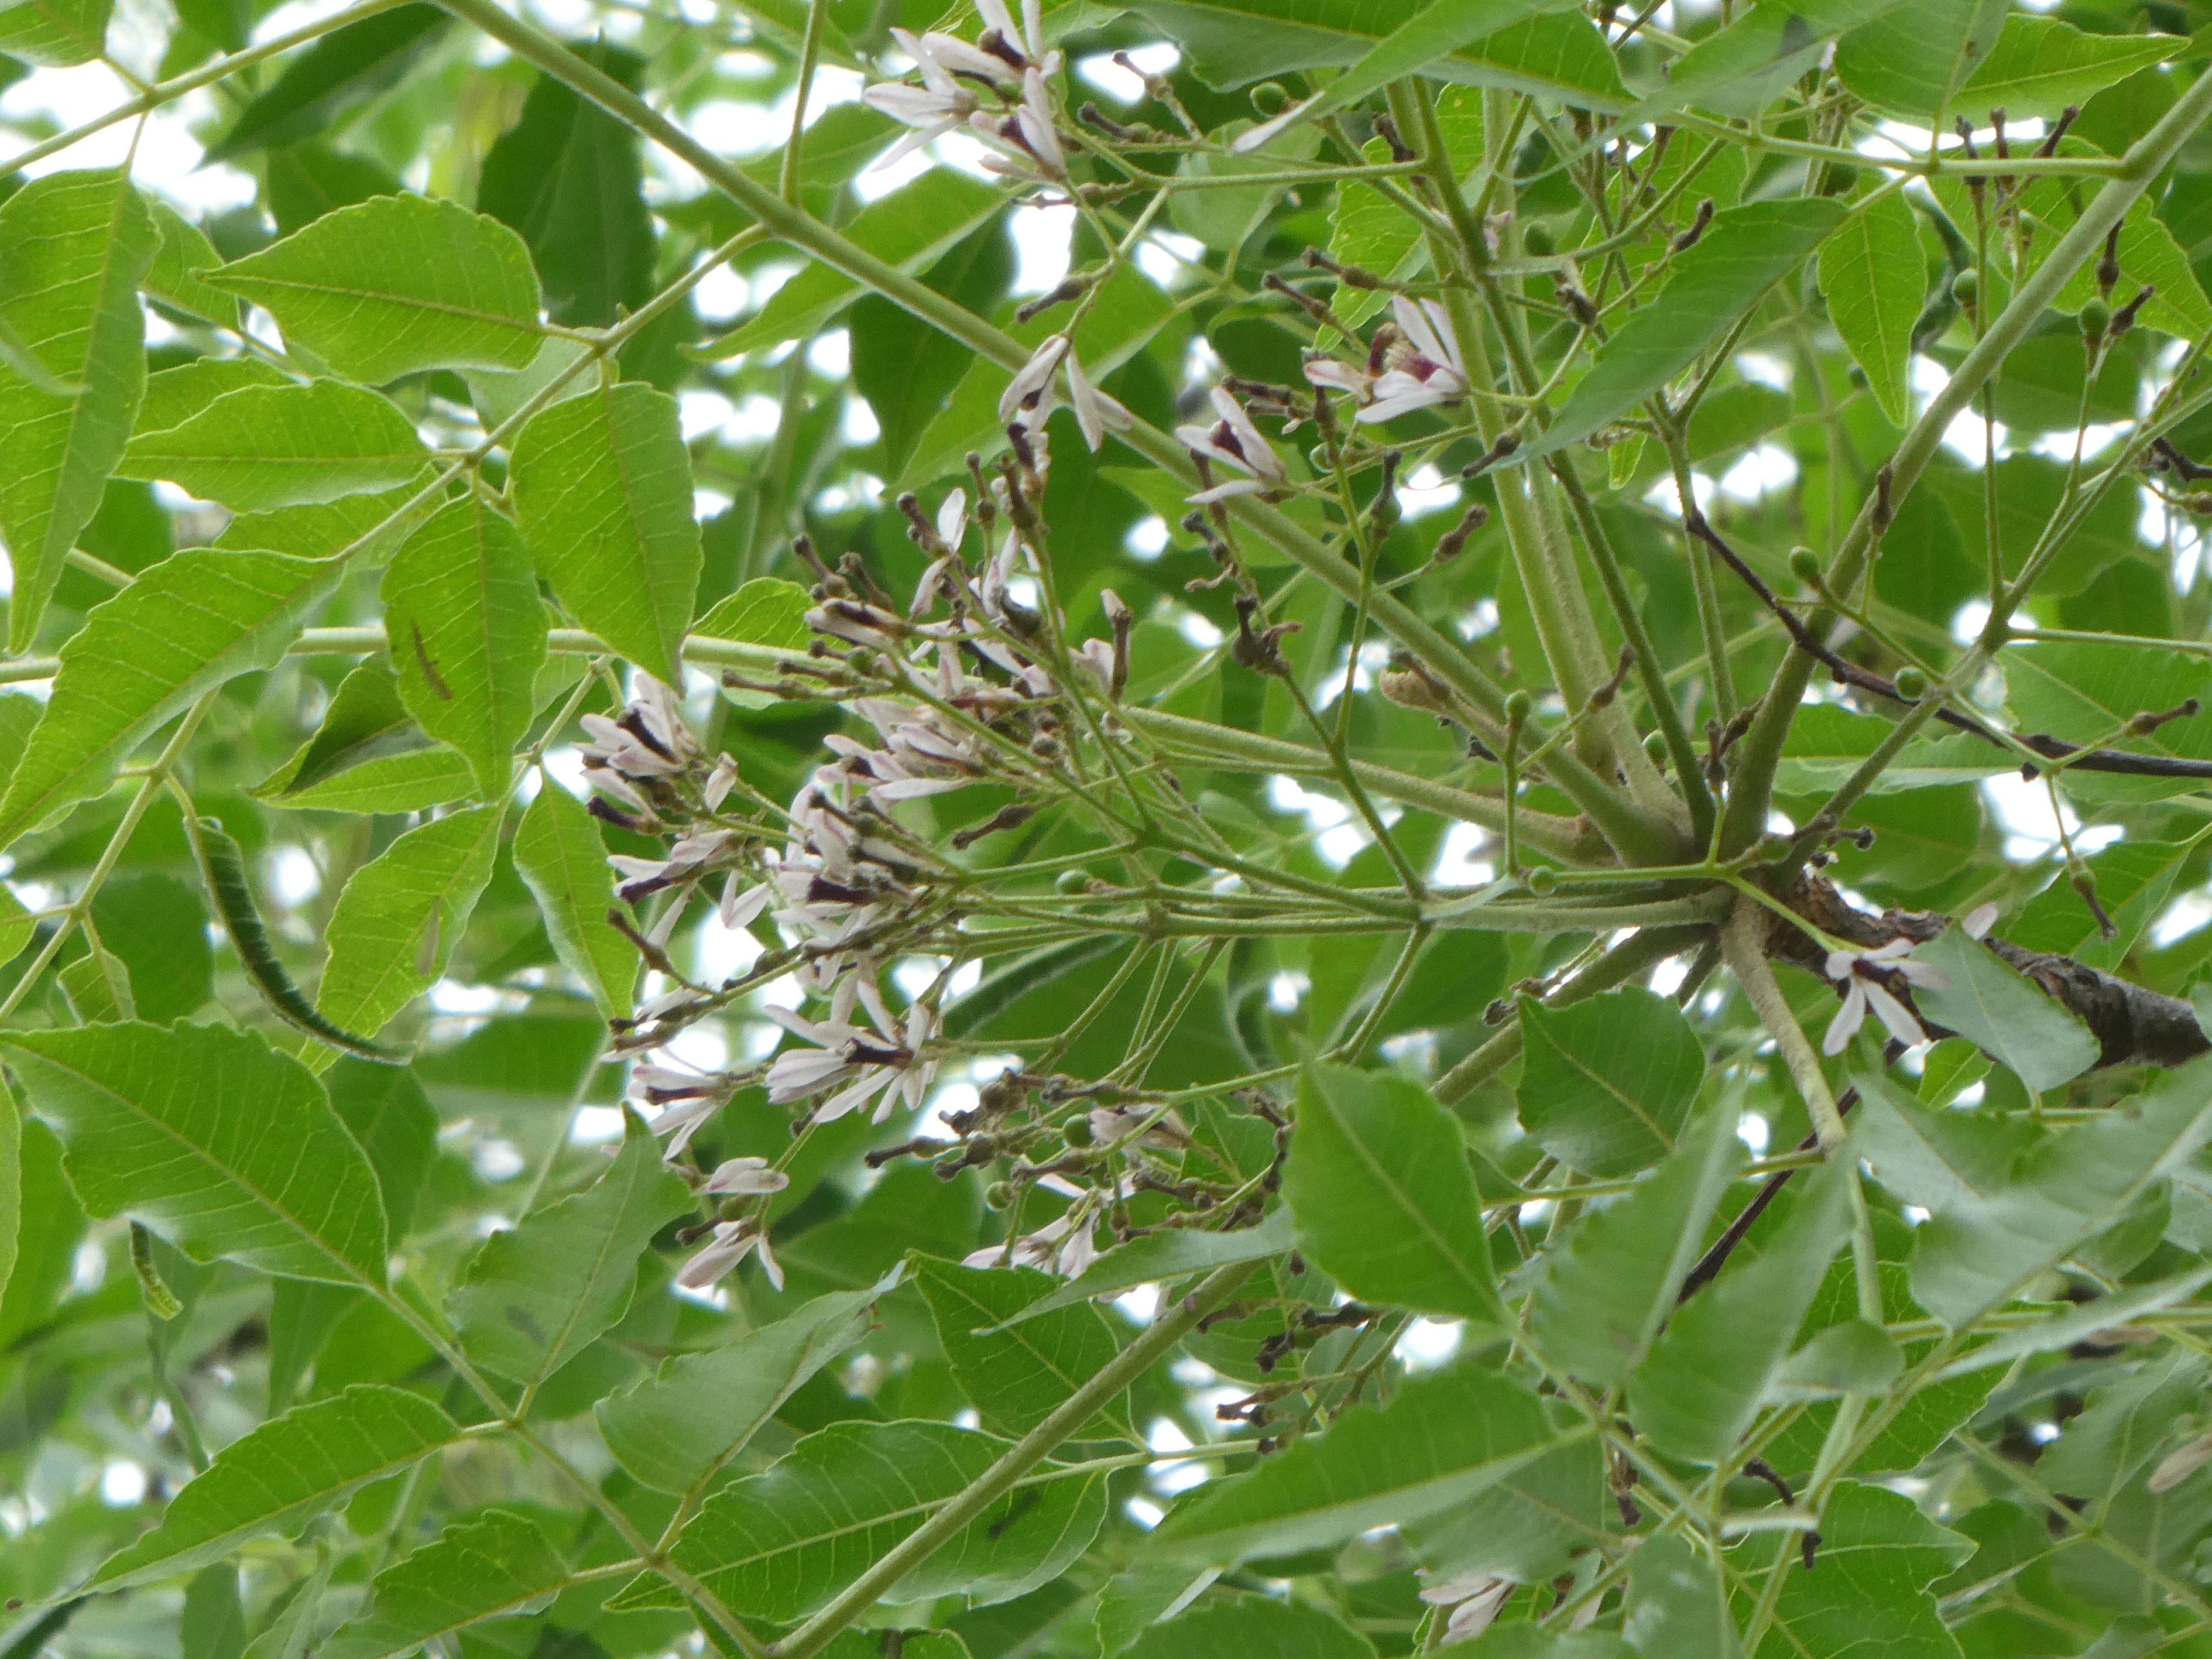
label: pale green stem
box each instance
[1720,894,1844,1150]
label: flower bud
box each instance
[1520,221,1555,257]
[1950,267,1980,306]
[1524,866,1556,896]
[1249,80,1290,115]
[1892,666,1928,701]
[1643,730,1669,767]
[1504,688,1534,725]
[1788,546,1823,586]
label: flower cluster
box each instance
[865,0,1068,183]
[574,464,1144,1291]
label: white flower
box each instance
[640,1092,726,1158]
[704,753,739,810]
[906,25,1011,82]
[1015,68,1065,176]
[999,334,1069,425]
[677,1219,783,1291]
[975,0,1045,63]
[1421,1574,1513,1646]
[1089,1103,1190,1150]
[1175,386,1288,502]
[763,989,942,1126]
[1064,348,1132,453]
[720,872,772,930]
[703,1156,790,1196]
[1358,297,1471,424]
[865,33,986,169]
[1821,938,1947,1056]
[963,1207,1097,1276]
[1302,355,1374,400]
[935,488,969,552]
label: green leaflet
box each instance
[0,0,108,65]
[1833,0,2009,117]
[1624,1534,1741,1658]
[1283,1062,1504,1325]
[1127,0,1623,109]
[1625,1151,1852,1463]
[478,40,655,327]
[203,4,450,161]
[313,804,506,1058]
[0,168,156,652]
[1227,0,1569,153]
[117,379,430,510]
[1147,1364,1577,1566]
[510,379,700,685]
[1529,199,1844,460]
[321,1510,570,1659]
[1855,1063,2212,1328]
[912,1255,1130,1438]
[2001,641,2212,805]
[252,660,440,800]
[1623,0,1913,124]
[1727,1482,1971,1659]
[612,1420,1108,1619]
[511,781,638,1019]
[0,1077,19,1315]
[206,195,546,383]
[0,1021,390,1287]
[180,1567,245,1659]
[136,358,289,438]
[89,1386,459,1589]
[1956,13,2182,121]
[1817,191,1924,426]
[143,203,242,329]
[1122,1595,1376,1658]
[1515,988,1706,1177]
[1908,924,2099,1093]
[595,1277,887,1495]
[447,1108,690,1390]
[2009,839,2189,969]
[1529,1106,1745,1389]
[265,140,406,238]
[380,495,546,797]
[0,547,341,854]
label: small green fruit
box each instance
[1520,221,1556,257]
[1644,730,1670,767]
[1524,866,1557,896]
[1249,81,1290,115]
[1055,867,1095,895]
[1788,546,1823,586]
[1504,689,1534,725]
[2080,296,2112,340]
[1892,666,1928,701]
[1951,268,1980,306]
